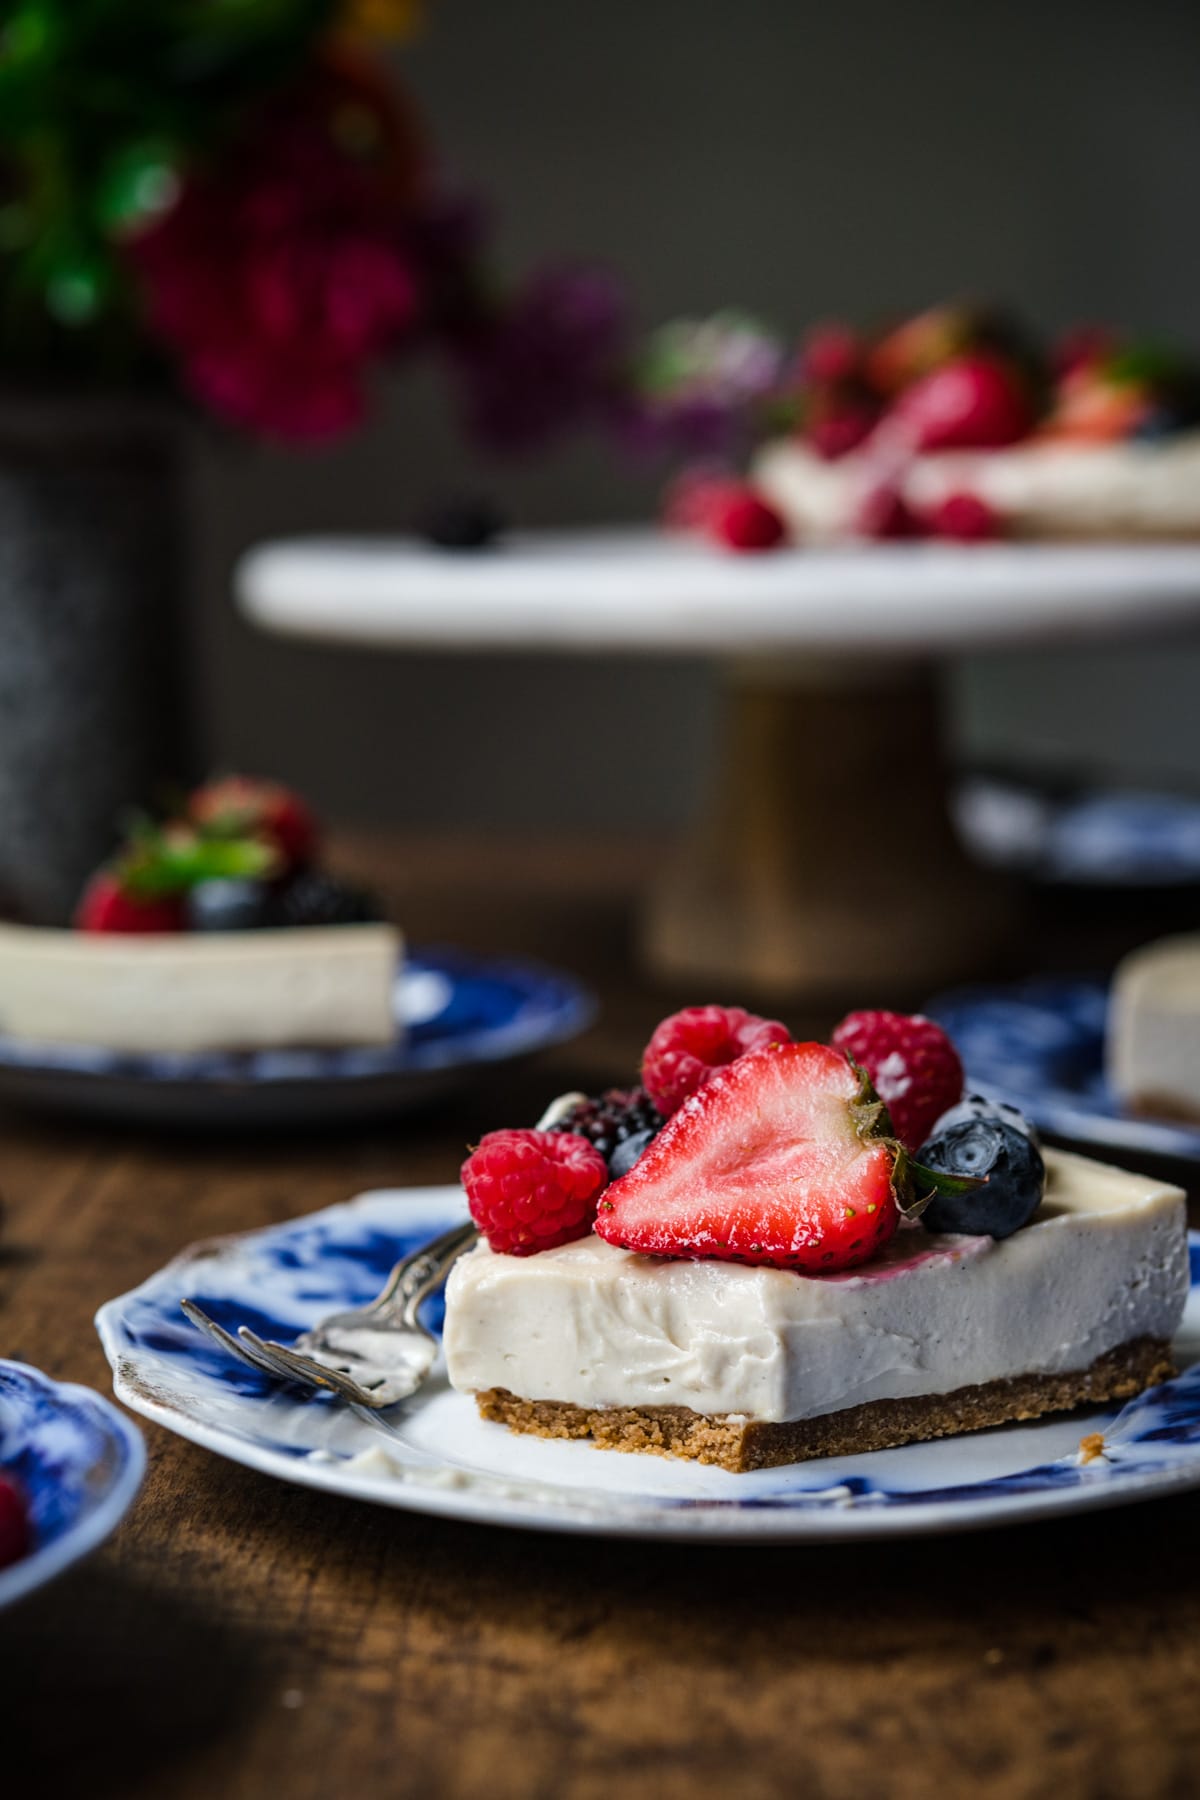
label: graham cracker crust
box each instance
[475,1335,1175,1474]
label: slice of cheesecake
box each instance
[444,1147,1188,1472]
[1109,933,1200,1122]
[0,922,401,1054]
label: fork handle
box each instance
[371,1219,478,1325]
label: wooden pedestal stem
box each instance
[642,657,1011,1000]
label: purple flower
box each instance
[619,311,786,455]
[450,265,629,453]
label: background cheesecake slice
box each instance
[1109,933,1200,1122]
[0,922,401,1054]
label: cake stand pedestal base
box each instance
[642,657,1011,1000]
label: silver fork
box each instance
[181,1219,478,1408]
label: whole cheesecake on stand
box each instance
[740,303,1200,547]
[236,303,1200,1001]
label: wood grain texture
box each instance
[2,833,1199,1800]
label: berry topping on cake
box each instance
[806,403,877,461]
[608,1126,658,1180]
[642,1004,792,1116]
[661,467,738,531]
[932,1092,1039,1144]
[597,1041,906,1272]
[890,352,1035,452]
[462,1129,609,1256]
[854,480,925,540]
[924,491,1001,541]
[799,321,862,388]
[185,878,271,933]
[271,871,379,928]
[0,1474,30,1570]
[916,1111,1045,1239]
[75,870,187,934]
[549,1087,664,1171]
[830,1010,963,1152]
[74,820,277,934]
[708,484,788,552]
[189,776,318,872]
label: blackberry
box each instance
[418,496,505,551]
[552,1087,664,1171]
[271,872,380,929]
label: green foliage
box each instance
[0,0,338,379]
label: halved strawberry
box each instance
[75,869,186,934]
[596,1040,905,1273]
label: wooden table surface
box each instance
[4,834,1200,1800]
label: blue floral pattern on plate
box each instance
[928,975,1200,1161]
[0,1361,145,1610]
[96,1188,1200,1542]
[0,948,594,1127]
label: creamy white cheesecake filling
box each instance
[0,922,401,1053]
[753,434,1200,541]
[444,1149,1188,1424]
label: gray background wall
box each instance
[192,0,1200,829]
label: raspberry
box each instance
[661,466,739,532]
[461,1129,608,1256]
[74,870,186,934]
[189,776,318,872]
[925,491,1001,542]
[0,1474,30,1569]
[708,486,788,552]
[641,1004,792,1117]
[854,481,924,541]
[800,322,862,387]
[807,407,875,461]
[550,1087,663,1167]
[830,1010,964,1152]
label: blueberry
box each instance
[418,497,505,551]
[186,878,269,932]
[930,1092,1039,1145]
[916,1118,1045,1239]
[608,1127,657,1180]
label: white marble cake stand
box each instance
[238,529,1200,996]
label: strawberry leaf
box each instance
[120,833,277,898]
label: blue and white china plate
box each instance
[96,1187,1200,1542]
[929,975,1200,1161]
[955,777,1200,887]
[0,1360,145,1609]
[0,948,594,1128]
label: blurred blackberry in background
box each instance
[417,496,505,550]
[272,872,380,928]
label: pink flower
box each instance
[129,63,425,441]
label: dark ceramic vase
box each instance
[0,397,192,924]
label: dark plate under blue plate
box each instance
[928,974,1200,1161]
[0,947,594,1129]
[0,1361,145,1611]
